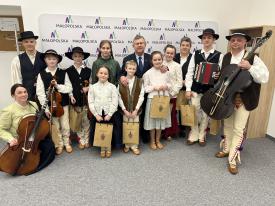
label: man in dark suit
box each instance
[120,35,152,143]
[120,35,152,80]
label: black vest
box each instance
[40,68,69,106]
[66,65,92,107]
[18,51,47,101]
[191,50,221,94]
[181,53,192,90]
[222,52,260,111]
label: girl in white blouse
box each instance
[143,51,172,150]
[88,65,118,158]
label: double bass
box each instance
[200,30,272,120]
[0,92,51,175]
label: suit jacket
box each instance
[120,53,152,78]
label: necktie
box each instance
[138,56,143,73]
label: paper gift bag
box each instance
[123,121,139,145]
[150,94,170,119]
[93,123,113,148]
[180,104,196,127]
[176,91,188,110]
[209,119,221,135]
[69,106,83,132]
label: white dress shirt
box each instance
[163,60,183,97]
[88,81,118,117]
[230,50,269,83]
[185,48,223,92]
[143,67,172,98]
[118,76,145,111]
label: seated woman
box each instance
[0,83,55,175]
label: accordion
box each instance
[194,62,219,85]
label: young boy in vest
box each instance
[215,33,269,174]
[65,47,91,150]
[36,49,73,155]
[118,60,144,155]
[185,28,223,146]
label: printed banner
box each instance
[39,14,218,68]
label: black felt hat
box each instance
[226,32,251,42]
[41,49,63,63]
[18,31,38,41]
[65,47,90,60]
[198,28,219,40]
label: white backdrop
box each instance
[39,14,218,68]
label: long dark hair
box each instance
[97,40,114,59]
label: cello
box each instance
[200,30,272,120]
[0,92,51,175]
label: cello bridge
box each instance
[22,147,31,153]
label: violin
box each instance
[83,80,93,120]
[49,77,64,117]
[0,96,50,175]
[200,30,272,120]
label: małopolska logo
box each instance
[51,30,59,39]
[95,17,102,25]
[165,20,185,31]
[109,32,116,40]
[42,30,68,43]
[65,15,73,24]
[147,46,153,54]
[188,21,203,32]
[160,33,166,41]
[91,47,100,58]
[122,46,129,54]
[56,15,82,29]
[140,19,161,31]
[109,31,124,44]
[148,19,155,27]
[195,21,200,28]
[81,31,89,39]
[122,18,129,26]
[114,18,137,30]
[72,31,97,44]
[172,20,178,27]
[86,17,111,29]
[152,33,172,45]
[114,46,129,58]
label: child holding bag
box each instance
[88,65,118,158]
[143,51,172,150]
[118,60,144,155]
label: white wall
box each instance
[0,0,274,136]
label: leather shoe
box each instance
[186,140,197,145]
[78,143,85,150]
[55,147,63,155]
[123,147,130,153]
[65,145,73,153]
[215,151,229,158]
[106,151,112,158]
[131,148,141,155]
[228,164,238,175]
[198,141,206,147]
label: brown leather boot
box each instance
[150,136,157,150]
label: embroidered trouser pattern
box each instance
[223,105,250,165]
